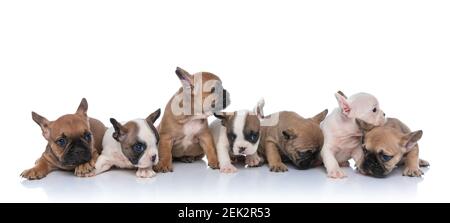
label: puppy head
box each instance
[173,67,231,116]
[32,98,93,167]
[214,99,265,156]
[356,119,423,178]
[110,109,161,168]
[335,91,386,126]
[279,110,328,170]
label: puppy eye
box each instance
[56,138,67,147]
[381,154,393,162]
[83,132,92,142]
[227,133,236,141]
[372,108,377,113]
[132,143,146,153]
[248,132,259,143]
[362,146,368,155]
[210,87,216,93]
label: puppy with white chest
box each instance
[210,99,265,173]
[320,91,386,179]
[356,118,429,178]
[95,109,161,178]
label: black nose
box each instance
[151,155,157,162]
[239,147,246,154]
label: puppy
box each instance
[210,99,265,173]
[154,67,231,173]
[257,110,328,172]
[95,109,161,178]
[320,91,386,179]
[21,98,106,180]
[356,118,429,178]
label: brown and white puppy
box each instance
[257,110,328,172]
[21,98,106,180]
[95,109,161,178]
[154,67,231,173]
[356,118,430,178]
[210,99,265,173]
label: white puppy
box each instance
[320,91,386,179]
[210,99,265,173]
[95,109,161,178]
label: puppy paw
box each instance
[246,155,262,167]
[269,163,288,172]
[220,164,238,174]
[136,168,157,178]
[20,168,48,180]
[208,160,220,169]
[403,166,423,177]
[327,168,347,179]
[339,161,350,167]
[419,159,430,167]
[153,163,173,173]
[75,162,95,177]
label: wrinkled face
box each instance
[49,115,93,167]
[349,93,386,126]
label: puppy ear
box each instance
[355,118,376,132]
[175,67,194,87]
[254,98,265,119]
[32,112,51,140]
[282,128,297,140]
[146,108,161,125]
[214,112,228,126]
[311,109,328,124]
[110,118,127,142]
[337,91,348,99]
[76,98,88,117]
[335,91,351,116]
[401,130,423,152]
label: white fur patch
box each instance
[231,110,259,156]
[181,119,204,149]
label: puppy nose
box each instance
[239,147,246,154]
[151,155,157,162]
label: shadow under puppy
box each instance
[154,67,231,173]
[355,118,429,178]
[95,109,161,178]
[21,98,106,180]
[210,99,265,173]
[257,109,328,172]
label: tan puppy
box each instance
[257,110,328,172]
[356,118,429,177]
[154,67,231,173]
[21,98,106,180]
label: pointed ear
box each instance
[335,91,351,116]
[401,130,423,152]
[282,128,297,140]
[146,108,161,125]
[254,98,265,119]
[214,112,229,126]
[32,112,51,140]
[337,91,348,99]
[110,118,127,142]
[175,67,193,87]
[76,98,88,117]
[355,118,376,132]
[311,109,328,124]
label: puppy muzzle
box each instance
[362,153,387,178]
[292,150,319,170]
[62,141,92,166]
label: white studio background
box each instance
[0,0,449,203]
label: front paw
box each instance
[208,160,220,169]
[220,163,238,174]
[419,159,430,167]
[153,163,173,173]
[246,155,262,167]
[269,162,288,172]
[327,168,347,179]
[136,168,157,178]
[403,166,424,177]
[75,162,95,177]
[21,168,48,180]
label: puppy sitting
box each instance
[355,118,429,178]
[320,91,386,179]
[95,109,161,178]
[210,99,265,173]
[154,67,231,173]
[21,98,106,180]
[258,110,328,172]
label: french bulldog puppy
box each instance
[210,99,265,173]
[355,118,429,178]
[257,110,328,172]
[320,91,386,179]
[154,67,231,173]
[95,109,161,178]
[21,98,106,180]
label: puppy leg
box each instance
[403,147,423,177]
[265,142,288,172]
[94,154,113,176]
[198,130,219,169]
[246,153,263,167]
[154,134,174,173]
[75,149,99,177]
[21,157,55,180]
[215,128,237,173]
[321,145,346,178]
[136,167,157,178]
